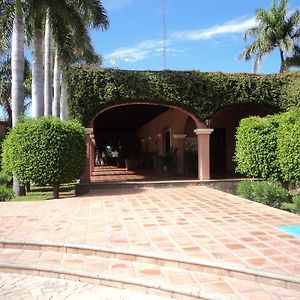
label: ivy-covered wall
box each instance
[67,66,300,126]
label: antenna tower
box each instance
[163,0,168,69]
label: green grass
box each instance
[12,183,76,202]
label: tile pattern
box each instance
[0,185,300,298]
[92,165,196,182]
[0,186,300,275]
[0,272,171,300]
[1,246,300,299]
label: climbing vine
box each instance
[67,66,300,125]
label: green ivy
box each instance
[67,66,300,125]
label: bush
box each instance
[1,117,86,198]
[0,185,14,202]
[235,115,281,179]
[237,180,290,208]
[278,109,300,185]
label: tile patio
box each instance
[0,185,299,299]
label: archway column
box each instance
[194,128,214,180]
[173,133,187,175]
[80,128,95,183]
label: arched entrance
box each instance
[80,103,214,183]
[209,104,275,178]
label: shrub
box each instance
[1,117,86,198]
[237,180,290,208]
[278,109,300,185]
[292,195,300,212]
[235,115,281,179]
[0,185,14,202]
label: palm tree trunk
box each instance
[32,28,44,118]
[53,51,61,118]
[44,14,53,116]
[11,0,24,127]
[60,71,67,120]
[279,49,287,73]
[11,0,26,196]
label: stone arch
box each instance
[81,102,213,183]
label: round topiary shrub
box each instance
[235,115,281,180]
[278,109,300,185]
[1,117,86,198]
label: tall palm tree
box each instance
[0,0,26,195]
[52,0,109,120]
[239,0,300,73]
[0,53,31,127]
[44,12,52,116]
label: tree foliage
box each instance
[1,117,86,197]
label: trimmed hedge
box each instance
[67,66,300,126]
[278,109,300,185]
[235,108,300,184]
[235,115,281,179]
[1,117,86,198]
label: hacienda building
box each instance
[66,67,300,184]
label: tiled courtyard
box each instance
[0,185,299,299]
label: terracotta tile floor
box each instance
[0,185,299,277]
[92,165,197,182]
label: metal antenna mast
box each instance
[163,0,168,70]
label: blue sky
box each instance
[91,0,300,73]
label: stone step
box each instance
[0,242,299,300]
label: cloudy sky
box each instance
[91,0,299,73]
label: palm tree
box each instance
[42,0,108,120]
[44,13,52,116]
[239,0,300,73]
[0,53,31,127]
[53,0,109,120]
[1,0,26,195]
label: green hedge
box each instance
[235,108,300,184]
[1,117,86,198]
[235,115,281,179]
[278,109,300,185]
[67,66,300,125]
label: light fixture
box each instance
[205,119,211,128]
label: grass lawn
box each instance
[12,183,76,202]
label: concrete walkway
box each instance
[0,185,300,299]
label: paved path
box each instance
[0,185,299,299]
[0,273,170,300]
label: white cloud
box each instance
[106,16,257,64]
[172,17,256,41]
[107,39,182,63]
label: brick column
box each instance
[194,128,214,180]
[173,133,187,175]
[80,128,93,183]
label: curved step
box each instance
[0,242,299,299]
[0,239,299,291]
